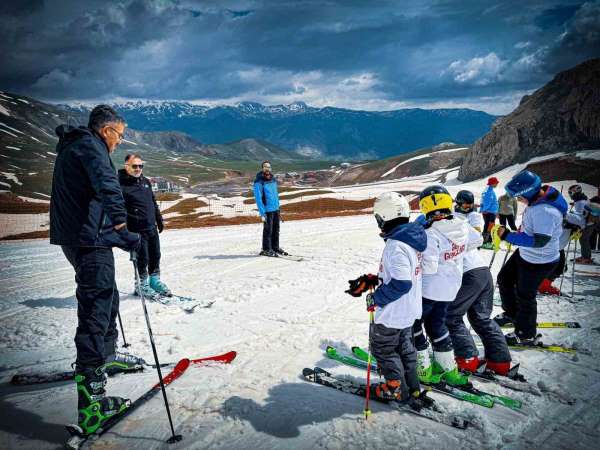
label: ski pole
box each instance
[116,311,130,348]
[364,289,375,420]
[572,239,578,300]
[493,243,511,292]
[558,239,572,296]
[131,251,182,445]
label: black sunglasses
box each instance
[130,164,144,169]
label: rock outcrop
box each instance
[459,58,600,181]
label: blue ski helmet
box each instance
[505,170,542,200]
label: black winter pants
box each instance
[137,227,161,279]
[482,213,496,243]
[262,211,280,252]
[370,324,420,399]
[547,250,566,282]
[499,214,517,231]
[446,268,511,362]
[413,298,452,351]
[498,249,557,339]
[62,246,119,368]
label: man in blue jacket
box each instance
[480,176,499,249]
[253,161,286,257]
[50,105,141,435]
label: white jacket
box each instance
[422,217,470,301]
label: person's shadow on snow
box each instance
[220,379,368,438]
[0,397,67,447]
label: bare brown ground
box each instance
[162,197,208,215]
[155,192,182,202]
[243,189,334,204]
[0,193,49,214]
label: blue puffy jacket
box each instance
[480,186,498,214]
[50,125,138,250]
[253,172,280,216]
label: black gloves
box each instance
[345,274,380,297]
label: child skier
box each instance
[345,192,430,409]
[446,190,512,376]
[493,170,567,345]
[414,185,471,386]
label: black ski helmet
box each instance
[454,190,475,213]
[568,184,582,199]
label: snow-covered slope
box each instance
[1,213,599,449]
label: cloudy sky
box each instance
[1,0,598,114]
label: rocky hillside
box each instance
[325,143,468,186]
[63,100,497,159]
[459,58,600,181]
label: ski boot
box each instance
[104,352,147,375]
[259,249,278,257]
[433,350,471,386]
[134,277,161,300]
[455,355,481,373]
[538,279,560,296]
[416,349,442,384]
[75,365,130,435]
[484,360,512,376]
[149,274,172,297]
[493,312,514,327]
[505,332,542,346]
[406,388,436,412]
[372,379,403,401]
[274,248,289,256]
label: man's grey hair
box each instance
[88,105,126,132]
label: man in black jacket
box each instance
[119,153,169,298]
[50,105,142,435]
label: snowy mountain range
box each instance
[61,101,497,159]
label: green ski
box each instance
[350,346,521,410]
[325,346,494,408]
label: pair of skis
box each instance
[10,351,236,386]
[64,351,236,449]
[303,367,473,430]
[131,291,215,312]
[325,346,521,410]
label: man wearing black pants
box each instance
[119,153,168,298]
[50,105,141,435]
[253,161,287,257]
[493,170,567,345]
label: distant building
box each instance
[148,176,180,193]
[340,162,351,168]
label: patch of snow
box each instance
[438,146,468,153]
[381,153,432,178]
[6,146,21,151]
[0,122,24,134]
[0,172,22,185]
[46,151,56,156]
[0,154,7,158]
[34,152,47,159]
[20,194,50,203]
[0,104,10,116]
[0,181,10,187]
[0,93,12,100]
[0,128,18,138]
[17,98,30,104]
[28,172,38,175]
[122,138,137,145]
[576,150,600,160]
[30,136,42,143]
[32,192,51,199]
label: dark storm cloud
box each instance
[0,0,598,113]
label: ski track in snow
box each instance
[0,216,599,449]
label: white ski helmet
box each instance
[373,192,410,228]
